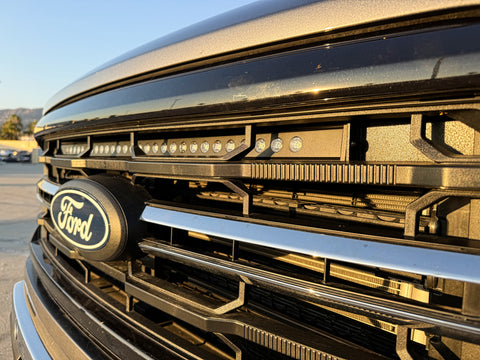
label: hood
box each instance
[43,0,480,115]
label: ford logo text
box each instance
[51,189,110,250]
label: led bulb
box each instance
[201,141,210,153]
[160,143,168,154]
[271,138,283,153]
[289,136,303,152]
[226,139,235,153]
[179,142,187,153]
[255,138,266,153]
[213,140,222,153]
[190,141,198,153]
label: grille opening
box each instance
[198,181,428,234]
[143,224,444,309]
[48,165,89,184]
[136,175,480,249]
[132,299,238,360]
[247,286,400,359]
[138,176,434,239]
[140,178,245,215]
[61,169,89,181]
[131,254,242,308]
[136,251,402,359]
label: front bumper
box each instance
[10,281,52,360]
[9,228,211,360]
[10,254,97,360]
[10,252,152,360]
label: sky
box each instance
[0,0,256,110]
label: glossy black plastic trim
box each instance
[36,23,480,138]
[29,233,219,359]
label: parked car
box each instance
[11,1,480,359]
[0,149,32,163]
[15,150,32,163]
[0,149,15,162]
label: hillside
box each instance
[0,108,42,127]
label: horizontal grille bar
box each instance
[37,179,59,196]
[138,239,480,341]
[140,204,480,285]
[41,156,480,189]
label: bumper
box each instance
[10,281,51,360]
[9,254,94,360]
[9,229,200,360]
[10,253,142,360]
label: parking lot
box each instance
[0,163,43,358]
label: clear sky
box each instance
[0,0,255,110]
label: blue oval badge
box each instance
[51,189,110,250]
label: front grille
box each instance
[35,100,480,359]
[32,16,480,359]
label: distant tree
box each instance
[24,119,38,136]
[0,114,23,140]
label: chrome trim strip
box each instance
[139,241,480,339]
[141,205,480,284]
[11,281,52,360]
[37,178,60,196]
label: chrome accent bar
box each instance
[37,179,59,209]
[11,281,52,360]
[139,240,480,339]
[141,205,480,285]
[37,178,60,196]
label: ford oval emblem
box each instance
[51,189,110,250]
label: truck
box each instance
[11,1,480,358]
